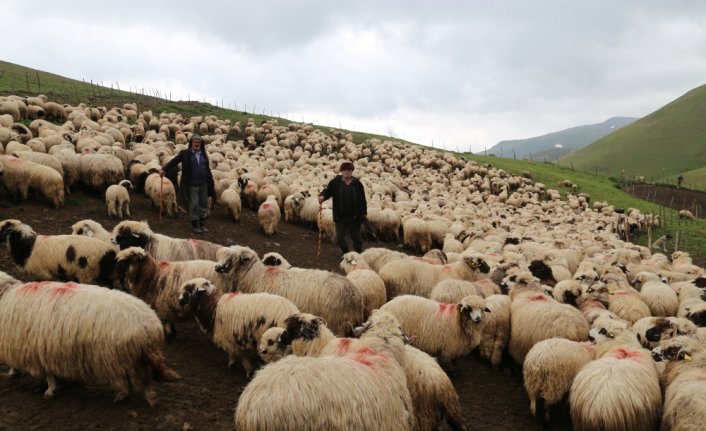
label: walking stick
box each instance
[159,171,164,223]
[317,203,323,258]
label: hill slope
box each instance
[486,117,637,160]
[560,83,706,179]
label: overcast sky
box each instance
[3,1,706,152]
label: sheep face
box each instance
[580,282,610,307]
[457,295,488,325]
[178,278,215,306]
[114,247,148,290]
[111,223,150,250]
[258,327,289,363]
[644,318,677,343]
[71,220,101,238]
[279,313,326,346]
[214,246,258,275]
[262,254,283,267]
[463,255,490,274]
[651,336,698,362]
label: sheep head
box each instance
[111,220,151,250]
[462,254,490,274]
[215,246,258,274]
[262,252,291,269]
[279,313,326,346]
[457,294,489,325]
[114,246,149,290]
[258,327,289,363]
[651,335,701,362]
[71,219,103,238]
[178,277,216,306]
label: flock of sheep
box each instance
[1,93,706,430]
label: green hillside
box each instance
[487,117,636,160]
[560,83,706,179]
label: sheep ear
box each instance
[484,307,491,313]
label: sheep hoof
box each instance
[113,392,129,403]
[144,390,159,407]
[43,389,56,400]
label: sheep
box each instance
[478,294,512,369]
[379,294,488,369]
[523,338,597,424]
[238,177,259,210]
[257,327,290,363]
[366,208,401,241]
[234,310,417,431]
[51,149,81,193]
[608,287,652,324]
[214,245,364,336]
[403,216,432,254]
[70,219,114,245]
[678,209,695,220]
[105,179,132,219]
[429,278,480,303]
[569,345,661,431]
[677,283,706,327]
[114,247,232,339]
[660,349,706,431]
[508,287,590,365]
[256,182,282,207]
[79,153,125,192]
[261,251,292,268]
[360,247,408,272]
[144,172,178,218]
[0,219,117,287]
[111,220,223,261]
[283,192,305,223]
[257,194,280,236]
[379,251,491,298]
[0,276,180,405]
[632,271,679,317]
[219,185,241,222]
[277,313,467,431]
[0,155,65,208]
[442,233,465,254]
[177,278,298,374]
[340,251,387,317]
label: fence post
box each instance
[25,71,30,93]
[35,72,41,92]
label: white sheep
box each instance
[214,245,365,336]
[257,194,280,236]
[569,345,661,431]
[340,251,387,317]
[220,185,241,222]
[523,338,596,424]
[0,275,180,405]
[360,247,408,273]
[0,155,64,208]
[111,220,223,261]
[379,294,488,369]
[678,209,695,220]
[144,172,178,217]
[403,216,432,254]
[631,271,679,317]
[70,219,115,245]
[429,278,480,303]
[105,179,132,219]
[177,278,298,374]
[660,349,706,431]
[442,233,464,254]
[78,153,125,192]
[478,294,512,369]
[0,219,117,287]
[234,310,416,431]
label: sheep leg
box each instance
[125,202,131,218]
[163,321,177,343]
[241,357,256,378]
[3,368,19,379]
[44,375,59,399]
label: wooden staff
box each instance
[159,171,165,223]
[317,203,323,258]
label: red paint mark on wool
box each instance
[265,266,280,275]
[610,347,643,362]
[336,338,353,354]
[353,265,370,270]
[261,203,271,210]
[611,290,631,297]
[440,265,453,272]
[159,261,171,269]
[439,303,456,314]
[223,292,240,302]
[188,239,200,245]
[51,282,77,297]
[8,157,22,164]
[352,347,384,367]
[20,281,51,293]
[528,294,549,302]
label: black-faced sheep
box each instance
[105,179,132,219]
[177,278,298,374]
[234,310,416,431]
[0,219,116,287]
[111,220,223,261]
[214,245,364,336]
[0,275,179,405]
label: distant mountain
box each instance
[486,117,638,161]
[560,83,706,179]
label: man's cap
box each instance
[340,161,354,171]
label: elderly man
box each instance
[319,161,367,254]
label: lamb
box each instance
[144,172,178,217]
[177,278,298,374]
[277,313,467,431]
[523,338,597,424]
[340,251,387,317]
[508,286,590,365]
[214,245,364,336]
[379,294,488,368]
[257,194,280,236]
[0,275,180,405]
[111,220,223,261]
[105,179,132,219]
[569,345,661,431]
[234,310,417,431]
[219,185,241,222]
[379,251,491,298]
[0,219,116,287]
[478,294,512,369]
[283,192,305,223]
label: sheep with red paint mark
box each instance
[379,251,491,299]
[177,278,298,374]
[340,251,387,316]
[508,286,590,366]
[261,251,292,269]
[235,310,417,431]
[111,220,223,261]
[0,273,179,406]
[114,247,229,339]
[0,219,117,287]
[214,245,364,336]
[274,312,467,431]
[659,347,706,431]
[379,294,488,368]
[569,345,661,431]
[478,294,512,369]
[257,194,280,236]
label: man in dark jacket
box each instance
[318,161,367,253]
[160,133,215,233]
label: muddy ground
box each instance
[0,186,572,431]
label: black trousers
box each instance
[335,218,363,253]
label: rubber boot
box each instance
[199,218,209,233]
[191,220,203,234]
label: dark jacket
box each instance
[162,134,216,198]
[320,175,367,222]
